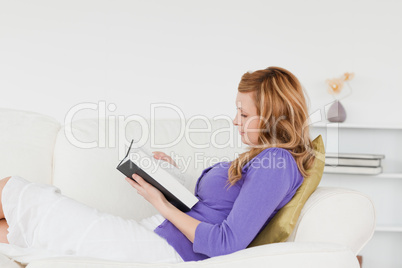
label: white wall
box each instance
[1,0,401,125]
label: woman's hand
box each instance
[152,151,178,168]
[125,174,168,208]
[125,175,201,244]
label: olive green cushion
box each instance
[247,135,326,248]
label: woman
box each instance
[0,66,315,263]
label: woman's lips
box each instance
[239,130,245,135]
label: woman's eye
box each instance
[241,114,247,118]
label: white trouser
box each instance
[1,175,184,263]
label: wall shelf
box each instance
[311,122,402,130]
[323,173,402,179]
[376,226,402,232]
[373,173,402,179]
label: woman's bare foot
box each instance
[0,219,9,243]
[0,176,12,220]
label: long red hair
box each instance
[228,66,316,186]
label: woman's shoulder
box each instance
[253,147,295,162]
[243,147,297,172]
[259,146,292,155]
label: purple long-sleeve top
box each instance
[154,147,304,262]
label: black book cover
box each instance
[116,140,192,212]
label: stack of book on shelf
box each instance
[324,152,385,175]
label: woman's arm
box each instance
[125,174,201,243]
[156,199,201,243]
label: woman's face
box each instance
[233,91,261,146]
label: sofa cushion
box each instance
[26,242,359,268]
[0,108,61,184]
[247,135,325,247]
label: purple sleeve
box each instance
[192,148,295,257]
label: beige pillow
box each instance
[247,135,325,248]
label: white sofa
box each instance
[0,108,375,268]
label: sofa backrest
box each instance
[0,108,60,184]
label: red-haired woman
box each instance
[0,67,315,263]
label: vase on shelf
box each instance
[327,100,347,123]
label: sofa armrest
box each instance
[287,187,376,255]
[26,242,359,268]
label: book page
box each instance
[133,147,187,185]
[125,149,198,206]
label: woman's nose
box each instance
[232,114,239,126]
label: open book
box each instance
[116,139,199,212]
